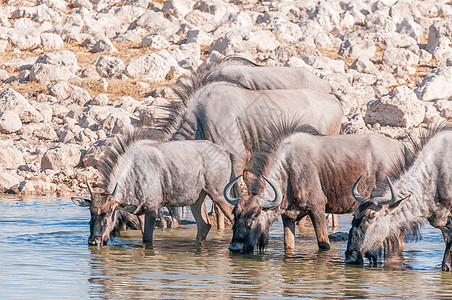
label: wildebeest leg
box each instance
[440,227,452,271]
[206,191,234,224]
[214,204,225,230]
[332,214,338,227]
[282,216,296,251]
[137,214,145,233]
[167,207,181,228]
[309,208,331,250]
[143,209,157,243]
[190,191,211,240]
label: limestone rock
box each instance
[41,143,82,171]
[415,67,452,101]
[125,50,178,81]
[96,56,125,78]
[0,111,22,133]
[365,86,425,128]
[0,88,43,123]
[382,47,419,66]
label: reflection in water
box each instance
[1,197,452,298]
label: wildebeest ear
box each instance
[389,194,410,209]
[71,196,91,207]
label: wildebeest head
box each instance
[72,182,137,246]
[345,175,410,265]
[224,175,282,254]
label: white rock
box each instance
[125,50,178,81]
[309,1,340,32]
[0,146,24,170]
[415,67,452,101]
[135,11,179,38]
[339,39,376,60]
[0,172,23,193]
[0,89,43,123]
[396,18,423,41]
[91,38,118,53]
[365,86,425,128]
[80,65,101,79]
[382,47,419,66]
[0,69,8,82]
[349,58,378,74]
[427,20,452,50]
[35,50,78,73]
[434,100,452,119]
[162,0,195,18]
[141,34,171,49]
[29,63,74,83]
[41,144,82,171]
[96,56,125,78]
[0,111,22,133]
[186,29,214,45]
[48,81,91,106]
[40,33,64,51]
[299,20,332,49]
[429,36,452,61]
[35,124,58,140]
[302,55,345,74]
[9,33,41,50]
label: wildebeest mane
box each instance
[242,115,324,194]
[99,128,166,190]
[388,123,452,182]
[153,56,257,135]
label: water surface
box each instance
[1,196,452,299]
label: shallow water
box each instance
[1,196,452,299]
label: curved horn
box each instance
[86,180,94,198]
[377,176,398,206]
[352,175,369,203]
[111,183,119,197]
[259,176,283,209]
[223,175,242,206]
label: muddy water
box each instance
[1,197,452,299]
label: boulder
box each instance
[41,143,82,171]
[34,124,58,140]
[96,56,125,78]
[91,38,118,53]
[0,89,43,123]
[415,67,452,101]
[434,100,452,119]
[0,172,24,193]
[162,0,195,18]
[338,39,376,60]
[9,33,41,50]
[125,50,178,81]
[82,136,116,169]
[0,146,24,170]
[35,50,78,73]
[382,47,419,66]
[141,34,171,49]
[48,81,91,106]
[0,111,22,133]
[40,33,64,51]
[29,63,74,83]
[364,86,425,128]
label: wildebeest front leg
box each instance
[190,191,212,240]
[282,216,296,251]
[143,209,157,243]
[309,208,331,250]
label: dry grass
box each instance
[69,78,173,99]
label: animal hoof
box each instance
[318,241,331,250]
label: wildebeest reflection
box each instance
[225,118,403,253]
[72,129,234,246]
[345,125,452,267]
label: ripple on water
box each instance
[2,197,452,299]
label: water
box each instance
[1,196,452,299]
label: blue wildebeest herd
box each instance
[72,56,452,271]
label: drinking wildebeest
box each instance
[345,125,452,267]
[72,130,234,246]
[224,118,403,253]
[156,56,343,229]
[439,218,452,271]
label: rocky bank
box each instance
[0,0,451,196]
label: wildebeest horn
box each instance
[352,175,369,203]
[86,180,94,198]
[111,183,118,197]
[377,176,398,206]
[259,176,283,209]
[223,175,242,206]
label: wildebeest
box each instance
[202,55,333,93]
[72,130,234,246]
[155,56,343,228]
[345,125,452,266]
[224,118,403,253]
